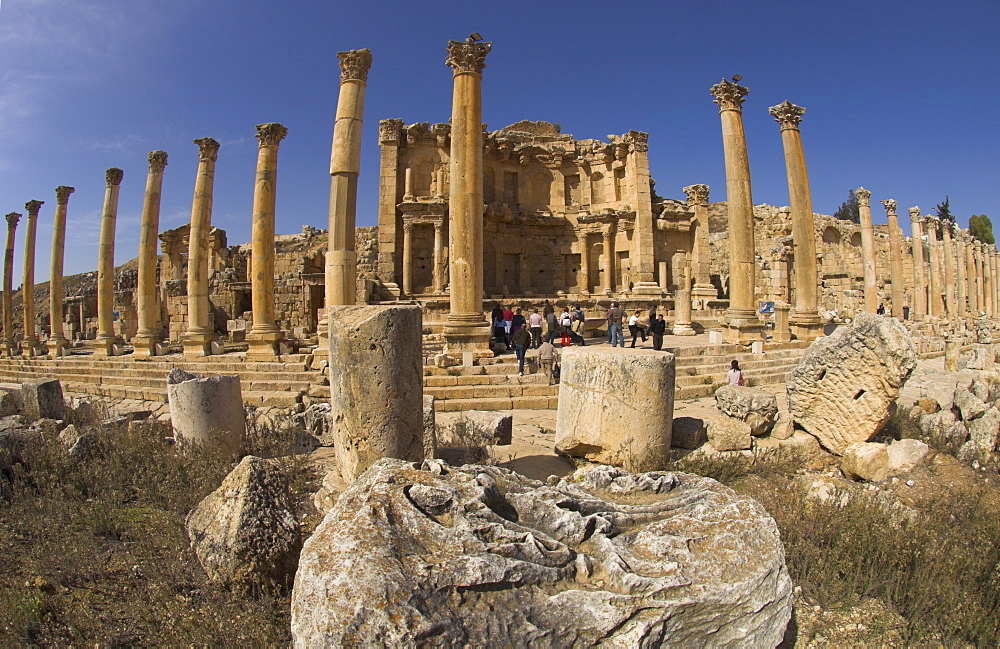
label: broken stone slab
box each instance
[841,442,890,482]
[422,395,436,459]
[464,410,512,446]
[769,412,795,441]
[166,368,245,458]
[0,387,22,417]
[787,312,918,455]
[714,385,778,436]
[706,415,752,452]
[671,416,706,449]
[328,305,424,482]
[954,388,988,422]
[967,344,994,370]
[58,423,97,458]
[964,406,1000,456]
[555,348,674,470]
[186,456,301,591]
[290,459,792,646]
[21,378,65,421]
[886,438,929,474]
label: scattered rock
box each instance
[714,385,778,436]
[885,439,929,474]
[769,412,795,441]
[706,415,752,452]
[465,410,513,446]
[671,416,706,449]
[290,459,792,646]
[841,442,890,482]
[954,389,988,422]
[916,397,939,414]
[21,378,65,421]
[0,388,22,417]
[58,424,97,458]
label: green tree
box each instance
[833,189,860,224]
[935,195,954,222]
[969,214,995,244]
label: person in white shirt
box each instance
[727,359,745,386]
[627,310,647,348]
[528,309,544,349]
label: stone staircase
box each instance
[670,342,810,399]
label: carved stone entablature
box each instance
[710,78,749,112]
[338,48,372,83]
[24,200,44,216]
[105,167,124,187]
[398,198,447,221]
[655,208,693,232]
[5,212,21,229]
[578,209,635,230]
[623,130,649,153]
[380,118,403,144]
[855,187,871,207]
[256,122,288,147]
[880,199,897,215]
[55,186,75,204]
[767,100,805,130]
[148,150,168,173]
[683,183,710,207]
[194,137,220,162]
[405,122,430,144]
[430,123,451,147]
[445,37,492,76]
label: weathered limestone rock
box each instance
[166,369,245,457]
[465,410,512,445]
[671,416,706,449]
[58,424,96,458]
[917,397,940,414]
[290,459,792,646]
[841,442,890,482]
[963,406,1000,457]
[955,388,988,422]
[555,348,674,470]
[945,338,961,372]
[21,378,65,421]
[706,416,753,451]
[186,456,301,590]
[787,312,917,455]
[770,412,795,440]
[886,439,929,474]
[714,385,778,436]
[0,388,22,417]
[328,305,423,482]
[967,344,994,370]
[422,394,436,459]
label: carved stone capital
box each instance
[855,187,871,207]
[338,48,372,83]
[710,78,748,112]
[880,199,897,216]
[194,137,220,162]
[148,150,168,173]
[379,118,403,144]
[55,186,75,204]
[446,37,492,76]
[5,212,21,230]
[683,184,710,206]
[256,122,288,147]
[908,207,921,222]
[24,200,44,216]
[623,130,648,152]
[105,167,124,187]
[767,100,805,130]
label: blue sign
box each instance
[759,301,775,314]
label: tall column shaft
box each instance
[857,188,877,314]
[967,236,978,315]
[183,137,220,355]
[95,168,124,355]
[443,37,492,354]
[579,235,590,293]
[326,49,371,308]
[48,186,74,355]
[402,222,414,296]
[684,184,715,299]
[432,221,445,293]
[246,123,288,356]
[623,130,660,295]
[926,216,942,317]
[989,249,998,318]
[975,242,985,315]
[602,226,616,293]
[134,151,167,355]
[941,222,956,319]
[21,200,42,352]
[909,209,927,319]
[955,229,966,317]
[881,200,905,320]
[3,213,21,355]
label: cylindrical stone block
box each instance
[672,288,695,335]
[944,338,961,372]
[166,368,246,457]
[328,305,423,481]
[555,348,675,470]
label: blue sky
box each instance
[0,0,997,282]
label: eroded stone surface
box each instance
[787,312,917,455]
[291,459,792,647]
[21,378,64,421]
[706,415,752,451]
[714,385,778,436]
[841,442,890,482]
[167,369,245,457]
[465,410,513,445]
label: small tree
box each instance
[934,196,954,222]
[833,189,860,224]
[969,214,995,245]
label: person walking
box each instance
[502,305,514,346]
[606,301,625,348]
[528,309,544,348]
[649,313,667,351]
[571,305,586,345]
[493,313,510,350]
[512,326,531,375]
[628,310,647,348]
[546,308,559,343]
[537,334,558,384]
[727,359,745,386]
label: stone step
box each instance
[425,384,558,401]
[434,394,559,412]
[424,373,549,387]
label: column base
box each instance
[630,281,664,297]
[23,339,44,358]
[671,322,696,336]
[443,317,492,357]
[48,335,69,358]
[181,331,218,357]
[93,336,124,357]
[131,334,163,357]
[245,330,284,358]
[692,285,717,301]
[789,310,825,342]
[722,309,764,345]
[382,282,401,299]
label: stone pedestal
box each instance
[857,188,878,314]
[167,369,245,459]
[3,212,20,356]
[773,302,792,343]
[94,168,125,357]
[555,348,675,470]
[328,305,423,482]
[22,200,43,356]
[48,186,74,357]
[133,151,168,357]
[182,138,220,357]
[672,289,695,335]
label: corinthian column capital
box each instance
[908,206,921,223]
[55,186,75,204]
[255,122,288,147]
[880,199,897,216]
[710,77,748,112]
[338,48,372,83]
[24,200,44,216]
[446,36,492,76]
[767,100,805,130]
[5,212,21,230]
[194,137,220,162]
[855,187,871,207]
[683,184,710,206]
[105,167,124,186]
[148,150,168,173]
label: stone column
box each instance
[880,199,905,321]
[432,220,445,293]
[133,151,168,356]
[856,187,878,314]
[926,215,943,317]
[443,36,492,354]
[402,221,414,296]
[182,137,220,356]
[974,240,985,316]
[602,223,616,294]
[658,261,669,292]
[710,77,761,343]
[579,235,591,294]
[684,184,716,302]
[94,168,124,356]
[769,100,822,340]
[48,186,74,356]
[941,219,956,320]
[326,49,372,308]
[966,233,978,316]
[955,226,967,318]
[246,122,288,357]
[21,200,43,355]
[672,288,695,335]
[909,208,927,320]
[773,302,792,343]
[623,130,660,296]
[3,212,21,355]
[989,247,998,318]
